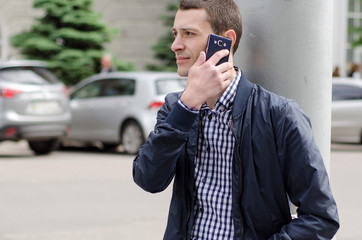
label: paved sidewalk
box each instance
[330,143,362,240]
[0,141,360,239]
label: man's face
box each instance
[171,9,213,77]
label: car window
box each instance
[71,80,104,99]
[101,78,135,97]
[332,84,362,101]
[0,67,59,84]
[155,78,186,95]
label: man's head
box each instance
[179,0,242,53]
[171,0,242,76]
[101,54,112,68]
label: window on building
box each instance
[347,0,362,64]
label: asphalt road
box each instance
[0,141,360,240]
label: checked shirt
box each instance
[180,68,241,240]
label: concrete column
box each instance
[332,0,348,77]
[235,0,334,172]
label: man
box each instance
[100,53,116,73]
[133,0,339,239]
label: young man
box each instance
[133,0,339,239]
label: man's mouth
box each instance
[176,56,189,64]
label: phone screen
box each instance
[206,34,232,65]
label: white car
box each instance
[0,60,71,155]
[331,78,362,143]
[64,72,186,154]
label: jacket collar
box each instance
[232,70,254,119]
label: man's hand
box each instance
[180,49,233,109]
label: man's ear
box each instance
[224,30,237,53]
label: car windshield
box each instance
[155,78,186,95]
[0,67,59,85]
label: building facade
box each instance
[0,0,360,76]
[333,0,362,77]
[0,0,172,71]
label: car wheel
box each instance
[28,138,60,155]
[121,121,144,155]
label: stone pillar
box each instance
[235,0,334,172]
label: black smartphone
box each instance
[205,33,232,65]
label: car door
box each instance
[331,83,362,142]
[69,79,105,140]
[69,77,135,142]
[93,78,135,142]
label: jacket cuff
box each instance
[166,100,199,132]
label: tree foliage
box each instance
[146,2,178,72]
[11,0,135,85]
[349,1,362,48]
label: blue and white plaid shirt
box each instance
[179,68,241,239]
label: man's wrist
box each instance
[180,92,203,110]
[178,98,200,113]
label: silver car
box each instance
[0,60,71,154]
[331,78,362,143]
[64,71,186,154]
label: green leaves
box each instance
[146,2,177,72]
[49,49,95,85]
[10,0,133,85]
[54,28,104,49]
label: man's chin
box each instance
[177,68,189,77]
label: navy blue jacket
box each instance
[133,72,339,239]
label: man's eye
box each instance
[186,32,193,36]
[172,32,177,38]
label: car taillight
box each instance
[4,127,17,138]
[149,101,164,109]
[0,88,22,98]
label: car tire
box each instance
[28,138,60,155]
[121,120,144,155]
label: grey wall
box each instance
[93,0,172,70]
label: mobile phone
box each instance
[205,34,232,65]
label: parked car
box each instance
[331,78,362,143]
[63,72,186,154]
[0,60,71,154]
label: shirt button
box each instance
[202,178,206,183]
[206,146,210,152]
[208,114,212,120]
[199,207,204,213]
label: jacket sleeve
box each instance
[133,92,198,193]
[270,100,339,240]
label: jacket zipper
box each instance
[184,140,191,240]
[229,119,245,240]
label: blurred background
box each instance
[0,0,361,80]
[0,0,361,81]
[0,0,177,86]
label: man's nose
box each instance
[171,36,184,52]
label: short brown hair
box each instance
[179,0,242,54]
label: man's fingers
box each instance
[218,61,233,73]
[206,49,230,66]
[195,51,206,67]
